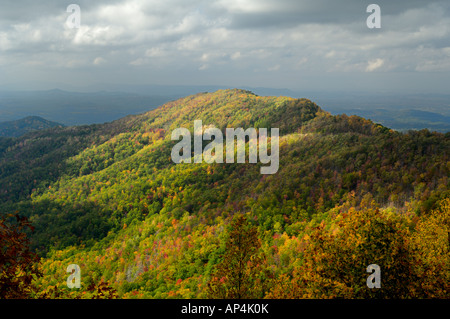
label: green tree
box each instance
[207,214,271,299]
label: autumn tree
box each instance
[36,280,119,299]
[207,214,272,299]
[410,198,450,298]
[268,205,415,298]
[0,213,41,299]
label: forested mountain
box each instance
[0,116,63,137]
[0,89,448,299]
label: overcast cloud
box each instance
[0,0,449,93]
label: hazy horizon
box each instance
[1,85,449,133]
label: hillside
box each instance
[0,116,63,137]
[0,89,448,299]
[327,108,450,133]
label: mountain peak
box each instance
[132,88,326,136]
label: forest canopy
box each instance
[0,89,448,299]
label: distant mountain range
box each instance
[0,89,172,126]
[320,107,450,133]
[0,86,449,132]
[0,116,64,137]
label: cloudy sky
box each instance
[1,0,450,93]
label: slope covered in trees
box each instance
[0,116,63,138]
[0,89,448,299]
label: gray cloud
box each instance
[0,0,449,93]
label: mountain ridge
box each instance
[0,89,448,299]
[2,87,450,131]
[0,115,64,137]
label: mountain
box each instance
[2,87,450,132]
[321,107,450,133]
[0,89,172,125]
[0,89,448,299]
[0,116,64,137]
